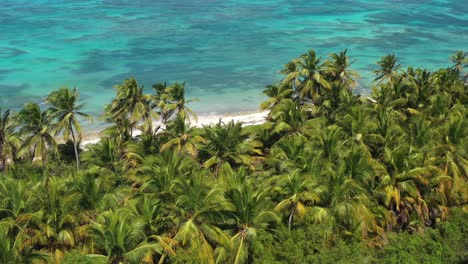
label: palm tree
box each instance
[200,121,262,172]
[309,165,380,239]
[267,135,312,173]
[165,82,198,123]
[311,124,345,161]
[106,77,155,138]
[271,170,319,230]
[17,103,57,167]
[324,49,360,91]
[0,108,19,171]
[127,194,165,237]
[160,114,205,158]
[133,150,197,201]
[374,54,402,85]
[284,49,331,104]
[217,166,279,264]
[89,210,162,263]
[71,168,121,212]
[268,99,311,136]
[0,229,51,264]
[46,87,92,170]
[260,83,293,111]
[450,50,467,74]
[170,171,231,263]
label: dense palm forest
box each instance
[0,50,467,264]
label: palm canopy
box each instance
[324,49,360,90]
[271,169,319,230]
[16,103,57,167]
[90,209,162,263]
[105,77,156,138]
[284,49,331,104]
[450,50,467,73]
[374,54,402,85]
[46,87,92,170]
[216,165,279,264]
[0,108,19,171]
[153,82,198,124]
[46,87,91,141]
[160,114,205,157]
[260,83,293,111]
[200,120,262,172]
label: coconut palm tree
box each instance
[309,165,380,239]
[0,108,19,172]
[450,50,467,75]
[324,49,360,91]
[374,54,402,85]
[260,83,293,111]
[200,121,262,172]
[160,114,205,158]
[71,168,122,212]
[18,177,90,263]
[133,150,197,202]
[162,82,198,123]
[89,210,162,264]
[0,228,51,264]
[216,166,279,264]
[17,103,57,167]
[267,135,312,173]
[268,99,311,137]
[284,49,331,104]
[46,87,92,170]
[106,77,156,138]
[271,170,319,230]
[170,171,231,263]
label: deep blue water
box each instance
[0,0,467,122]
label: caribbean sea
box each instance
[0,0,467,122]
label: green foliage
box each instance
[0,50,467,264]
[62,251,93,264]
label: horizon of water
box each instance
[1,0,467,127]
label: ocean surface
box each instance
[1,0,467,125]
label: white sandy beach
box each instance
[81,110,269,148]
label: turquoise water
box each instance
[1,0,467,122]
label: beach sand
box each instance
[81,110,269,148]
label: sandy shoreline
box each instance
[81,110,269,148]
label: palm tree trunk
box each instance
[0,144,4,172]
[70,124,80,171]
[288,206,295,231]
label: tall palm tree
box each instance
[17,103,57,167]
[271,170,319,230]
[0,109,19,171]
[160,114,206,158]
[106,77,155,138]
[163,82,198,123]
[374,54,402,85]
[324,49,360,91]
[450,50,467,75]
[200,121,262,172]
[260,83,293,111]
[284,49,331,104]
[46,87,92,170]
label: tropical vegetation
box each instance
[0,50,467,263]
